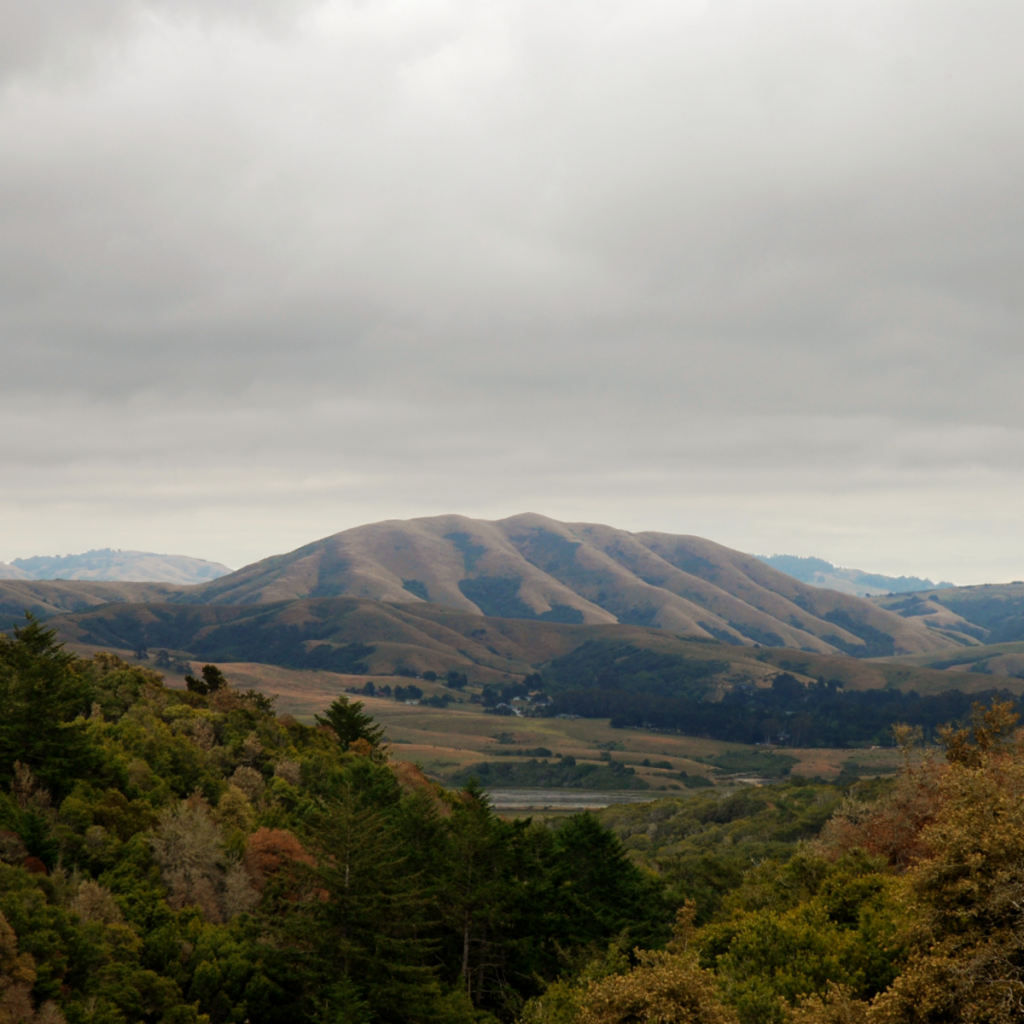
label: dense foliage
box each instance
[542,642,726,701]
[0,619,671,1024]
[524,701,1024,1024]
[3,617,1024,1024]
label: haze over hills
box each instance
[177,513,954,658]
[758,554,954,597]
[0,548,232,585]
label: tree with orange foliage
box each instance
[870,700,1024,1023]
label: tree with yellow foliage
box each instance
[535,906,737,1024]
[871,700,1024,1023]
[575,948,737,1024]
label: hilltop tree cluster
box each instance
[0,616,1022,1023]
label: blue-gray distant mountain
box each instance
[1,549,232,585]
[757,554,954,597]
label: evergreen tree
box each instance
[184,664,227,696]
[300,768,440,1022]
[0,617,96,795]
[550,813,671,951]
[315,696,384,751]
[440,782,515,1008]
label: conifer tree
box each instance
[315,696,384,750]
[0,617,96,794]
[300,768,439,1022]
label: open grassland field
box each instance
[341,697,903,784]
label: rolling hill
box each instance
[870,582,1024,647]
[8,515,1017,670]
[0,579,187,625]
[48,593,982,697]
[0,548,232,584]
[10,515,1021,751]
[178,513,953,658]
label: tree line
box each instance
[542,654,1018,747]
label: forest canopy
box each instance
[0,616,1021,1024]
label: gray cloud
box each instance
[1,0,1022,581]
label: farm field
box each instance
[63,642,911,786]
[182,658,904,785]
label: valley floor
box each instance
[135,656,904,787]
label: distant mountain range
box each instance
[0,548,232,585]
[6,516,1022,689]
[757,554,954,597]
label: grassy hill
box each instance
[177,513,953,658]
[876,642,1024,683]
[9,517,1024,711]
[0,579,187,625]
[48,593,974,697]
[871,582,1024,646]
[49,596,746,683]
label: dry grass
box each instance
[199,661,898,783]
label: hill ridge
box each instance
[177,513,954,658]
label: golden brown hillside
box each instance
[0,579,187,625]
[182,514,954,657]
[49,594,969,696]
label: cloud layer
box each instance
[2,0,1022,581]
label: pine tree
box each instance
[0,617,96,794]
[299,769,439,1022]
[315,696,384,751]
[440,783,513,1007]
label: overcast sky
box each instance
[1,0,1021,582]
